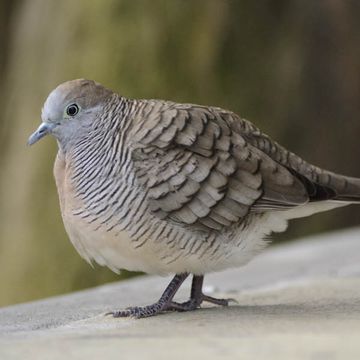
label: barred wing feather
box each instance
[131,103,309,231]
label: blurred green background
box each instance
[0,0,359,307]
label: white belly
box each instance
[62,210,289,276]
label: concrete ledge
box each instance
[1,228,360,359]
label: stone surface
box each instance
[1,227,360,359]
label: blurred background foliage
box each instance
[0,0,359,307]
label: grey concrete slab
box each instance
[1,227,360,359]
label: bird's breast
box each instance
[53,150,289,275]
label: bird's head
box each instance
[28,79,113,149]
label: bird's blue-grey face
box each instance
[28,79,112,147]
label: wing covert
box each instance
[130,102,308,231]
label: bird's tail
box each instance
[298,169,360,204]
[331,174,360,203]
[280,171,360,220]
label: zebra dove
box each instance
[28,79,360,318]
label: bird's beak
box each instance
[27,122,55,146]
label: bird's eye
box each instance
[66,104,79,117]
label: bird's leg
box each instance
[109,273,189,318]
[168,275,234,311]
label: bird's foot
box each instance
[106,274,236,319]
[202,294,237,306]
[107,294,235,319]
[107,301,170,318]
[168,293,236,312]
[107,299,198,318]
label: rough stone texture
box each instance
[1,227,360,359]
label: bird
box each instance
[28,79,360,318]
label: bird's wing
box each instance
[130,102,309,231]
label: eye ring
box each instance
[66,103,79,117]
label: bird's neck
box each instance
[64,96,136,191]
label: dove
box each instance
[28,79,360,318]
